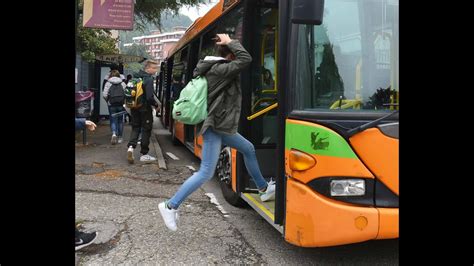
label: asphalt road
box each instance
[75,120,398,265]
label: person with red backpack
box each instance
[103,70,127,144]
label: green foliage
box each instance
[134,0,205,31]
[122,44,151,58]
[364,87,397,110]
[161,12,193,31]
[124,62,144,75]
[121,44,150,74]
[77,24,119,62]
[76,0,201,62]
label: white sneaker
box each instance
[111,134,117,145]
[260,179,276,202]
[137,140,141,145]
[127,146,134,164]
[118,138,123,144]
[158,202,178,231]
[140,154,156,162]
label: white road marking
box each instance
[166,152,179,160]
[205,193,229,216]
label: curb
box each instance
[151,132,167,170]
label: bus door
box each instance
[156,62,164,115]
[160,59,173,128]
[188,39,203,157]
[189,30,219,155]
[235,1,282,231]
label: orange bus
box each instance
[156,0,399,247]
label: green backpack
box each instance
[172,76,208,125]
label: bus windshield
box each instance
[293,0,399,111]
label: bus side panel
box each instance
[232,148,237,192]
[377,208,399,239]
[194,128,203,159]
[284,119,375,183]
[349,128,399,195]
[175,121,185,144]
[285,178,378,247]
[284,150,374,183]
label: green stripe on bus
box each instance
[285,122,357,158]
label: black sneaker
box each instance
[75,230,98,251]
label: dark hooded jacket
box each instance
[134,70,159,109]
[193,40,252,136]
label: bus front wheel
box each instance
[216,147,246,207]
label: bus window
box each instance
[293,0,399,111]
[216,5,244,42]
[198,5,244,60]
[171,53,182,79]
[157,62,165,105]
[160,59,173,128]
[249,7,278,145]
[200,29,218,59]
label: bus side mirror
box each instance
[291,0,324,25]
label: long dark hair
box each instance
[216,45,234,58]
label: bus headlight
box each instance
[330,179,365,196]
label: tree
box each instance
[124,62,144,75]
[76,0,205,62]
[77,24,119,62]
[122,44,152,58]
[121,44,153,74]
[76,0,118,62]
[134,0,206,31]
[160,12,193,32]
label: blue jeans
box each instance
[108,105,125,137]
[168,128,268,209]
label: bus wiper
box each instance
[346,110,399,138]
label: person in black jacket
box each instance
[124,74,133,123]
[127,60,160,163]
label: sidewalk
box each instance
[75,119,160,162]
